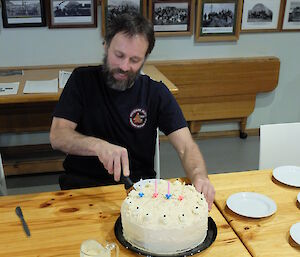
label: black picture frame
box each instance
[1,0,46,28]
[48,0,97,29]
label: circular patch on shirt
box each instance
[129,108,147,128]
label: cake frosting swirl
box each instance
[121,179,208,254]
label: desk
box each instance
[0,64,178,176]
[0,183,250,257]
[209,170,300,257]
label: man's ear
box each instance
[103,41,107,50]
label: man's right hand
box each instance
[50,117,130,182]
[95,141,130,182]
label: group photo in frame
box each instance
[241,0,285,32]
[101,0,147,36]
[47,0,97,28]
[148,0,195,36]
[1,0,46,28]
[195,0,242,42]
[282,0,300,30]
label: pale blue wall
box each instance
[0,7,299,146]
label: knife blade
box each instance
[15,206,31,237]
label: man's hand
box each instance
[192,174,215,211]
[50,117,130,181]
[95,141,130,182]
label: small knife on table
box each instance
[15,206,31,237]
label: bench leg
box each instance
[0,154,8,196]
[239,117,248,139]
[189,121,202,134]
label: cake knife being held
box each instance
[120,172,134,195]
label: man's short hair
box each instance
[105,13,155,57]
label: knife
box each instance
[120,173,134,195]
[15,206,31,237]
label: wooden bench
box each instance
[154,56,280,137]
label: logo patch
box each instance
[129,108,147,128]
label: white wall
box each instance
[0,7,300,146]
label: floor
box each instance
[5,136,259,195]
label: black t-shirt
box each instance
[53,65,187,183]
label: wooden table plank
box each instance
[209,170,300,257]
[0,184,250,257]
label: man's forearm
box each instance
[180,141,208,183]
[50,127,101,156]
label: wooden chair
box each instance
[259,122,300,169]
[0,154,8,195]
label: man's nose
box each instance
[119,59,130,72]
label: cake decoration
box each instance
[165,193,172,199]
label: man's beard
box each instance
[102,54,143,91]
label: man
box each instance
[50,13,215,210]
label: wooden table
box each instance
[209,170,300,257]
[0,183,250,257]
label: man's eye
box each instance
[131,58,140,63]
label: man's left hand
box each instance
[193,175,215,211]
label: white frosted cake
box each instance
[120,179,208,254]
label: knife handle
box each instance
[120,173,134,190]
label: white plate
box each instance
[273,166,300,187]
[290,222,300,245]
[226,192,277,218]
[297,192,300,204]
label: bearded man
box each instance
[50,13,215,210]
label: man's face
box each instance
[103,32,149,91]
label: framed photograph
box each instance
[101,0,147,36]
[48,0,97,28]
[241,0,285,32]
[148,0,195,36]
[282,0,300,30]
[195,0,242,42]
[1,0,46,28]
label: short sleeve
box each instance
[53,68,83,123]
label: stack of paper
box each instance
[23,78,58,94]
[59,70,72,88]
[0,82,19,95]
